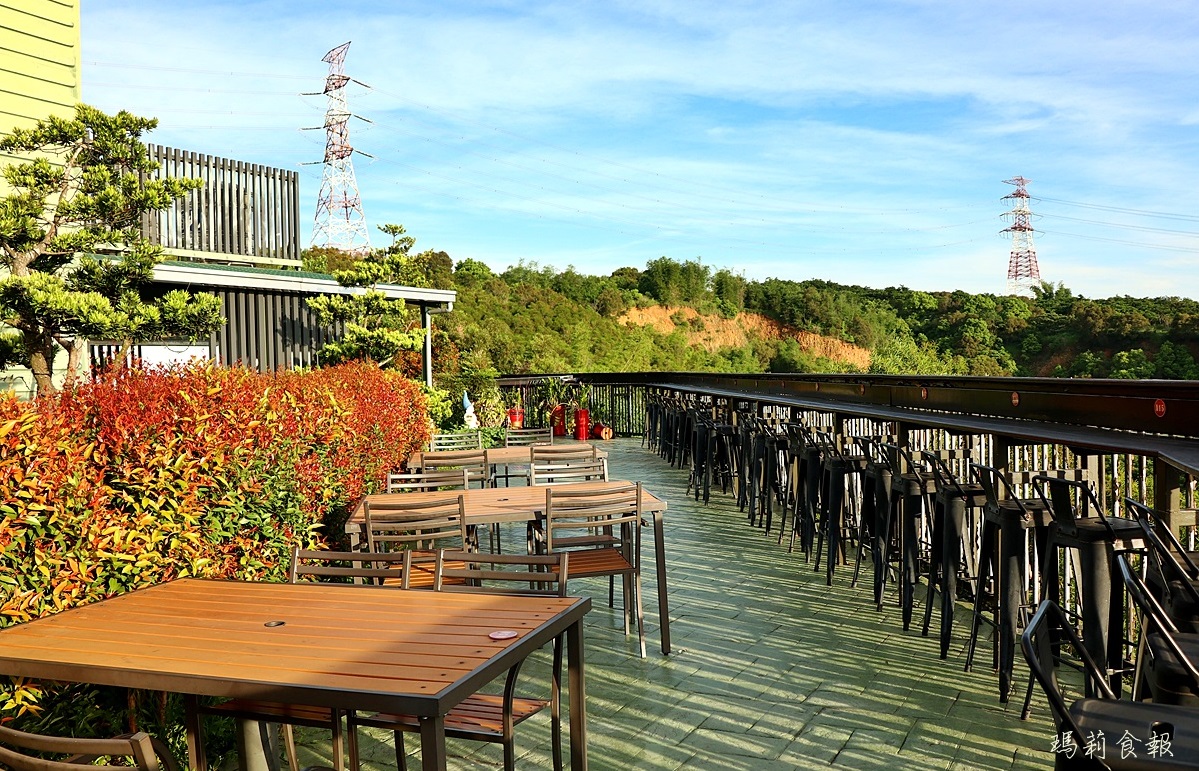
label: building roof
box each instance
[152,260,455,310]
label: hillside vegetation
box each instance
[433,256,1199,380]
[303,240,1199,382]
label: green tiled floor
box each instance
[298,437,1056,769]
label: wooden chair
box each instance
[429,430,483,451]
[494,427,553,486]
[364,494,470,587]
[350,550,570,771]
[418,449,489,486]
[410,451,497,549]
[545,482,646,657]
[528,458,609,486]
[386,467,470,494]
[195,547,414,771]
[0,725,180,771]
[364,494,472,580]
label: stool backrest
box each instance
[505,427,554,446]
[430,431,483,451]
[0,726,178,771]
[386,467,470,494]
[435,550,569,596]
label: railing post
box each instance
[1154,459,1183,528]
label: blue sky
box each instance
[81,1,1199,299]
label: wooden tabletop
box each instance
[0,579,590,717]
[349,479,668,528]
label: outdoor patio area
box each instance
[298,436,1055,770]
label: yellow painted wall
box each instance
[0,0,80,150]
[0,0,80,398]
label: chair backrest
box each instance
[1021,599,1115,742]
[544,482,642,554]
[434,550,569,596]
[1126,497,1199,585]
[922,450,970,498]
[386,468,470,494]
[430,431,483,451]
[969,462,1037,523]
[528,458,609,486]
[420,449,489,488]
[364,494,468,553]
[506,427,553,447]
[888,443,928,480]
[288,546,415,586]
[1031,475,1108,540]
[531,444,597,464]
[0,725,177,771]
[1115,552,1199,690]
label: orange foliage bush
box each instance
[0,360,429,718]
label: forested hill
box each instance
[429,256,1199,380]
[310,241,1185,381]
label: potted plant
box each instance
[536,378,569,437]
[571,383,592,441]
[505,389,525,429]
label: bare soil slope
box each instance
[620,305,872,370]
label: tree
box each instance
[0,104,222,395]
[306,223,426,366]
[1109,348,1154,379]
[301,245,359,274]
[1154,341,1199,380]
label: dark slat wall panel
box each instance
[141,144,300,263]
[205,287,342,372]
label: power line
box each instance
[1036,196,1199,224]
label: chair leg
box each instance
[635,570,647,659]
[551,637,564,771]
[331,711,344,771]
[347,713,361,771]
[964,520,996,673]
[394,731,408,771]
[281,724,300,771]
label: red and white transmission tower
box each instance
[309,41,371,252]
[1001,176,1041,295]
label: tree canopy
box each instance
[0,104,222,394]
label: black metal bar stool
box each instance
[814,432,870,586]
[781,422,811,553]
[851,436,896,599]
[1019,474,1146,718]
[879,443,937,629]
[965,463,1052,702]
[920,449,988,659]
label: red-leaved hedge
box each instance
[0,360,429,721]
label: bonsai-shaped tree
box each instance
[307,223,429,366]
[0,104,223,395]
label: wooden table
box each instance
[349,480,673,655]
[0,579,590,771]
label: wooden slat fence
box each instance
[140,144,301,265]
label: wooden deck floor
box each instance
[298,436,1055,770]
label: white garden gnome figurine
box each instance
[463,391,479,429]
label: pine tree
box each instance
[0,104,223,394]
